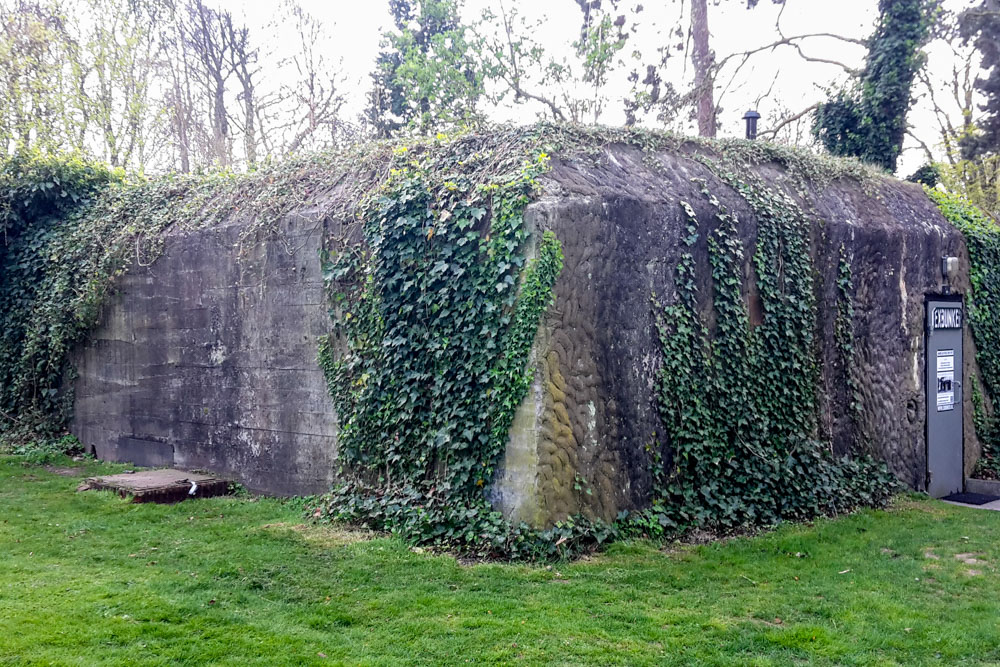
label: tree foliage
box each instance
[0,0,352,172]
[367,0,484,137]
[0,1,85,154]
[812,0,934,172]
[929,1,1000,220]
[959,0,1000,160]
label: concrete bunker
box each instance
[68,132,986,528]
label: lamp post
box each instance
[743,110,761,140]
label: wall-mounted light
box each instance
[941,255,959,295]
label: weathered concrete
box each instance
[71,210,338,496]
[492,144,979,525]
[70,138,985,526]
[965,477,1000,496]
[81,468,230,503]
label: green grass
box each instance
[2,457,1000,665]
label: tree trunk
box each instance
[171,68,191,173]
[211,76,229,166]
[691,0,716,137]
[243,90,256,166]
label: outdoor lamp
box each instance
[743,110,761,140]
[942,255,959,294]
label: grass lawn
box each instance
[2,456,1000,666]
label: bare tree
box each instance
[904,6,982,168]
[223,15,259,166]
[185,0,235,167]
[475,2,567,120]
[690,0,716,136]
[276,3,348,154]
[625,0,863,138]
[150,0,200,172]
[78,0,163,169]
[476,0,634,124]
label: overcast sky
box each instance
[216,0,978,176]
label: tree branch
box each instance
[757,102,820,139]
[713,32,864,75]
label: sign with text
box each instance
[933,307,963,330]
[937,349,956,412]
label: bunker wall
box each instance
[71,211,338,495]
[69,142,981,521]
[494,146,978,525]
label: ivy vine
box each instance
[315,134,623,559]
[635,163,897,534]
[812,0,935,172]
[0,152,123,442]
[926,188,1000,478]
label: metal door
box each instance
[926,299,964,497]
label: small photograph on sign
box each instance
[937,350,955,372]
[937,371,954,393]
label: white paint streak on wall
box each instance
[899,236,909,339]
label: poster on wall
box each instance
[937,350,956,412]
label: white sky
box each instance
[218,0,980,176]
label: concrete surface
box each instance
[67,138,984,527]
[71,209,338,496]
[82,468,230,503]
[942,499,1000,511]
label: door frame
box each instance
[925,293,965,495]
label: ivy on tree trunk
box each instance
[812,0,934,172]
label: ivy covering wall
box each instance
[0,126,909,560]
[0,153,125,443]
[313,128,900,557]
[316,133,621,559]
[641,162,896,533]
[0,147,389,446]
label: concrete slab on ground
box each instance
[80,469,230,503]
[943,499,1000,511]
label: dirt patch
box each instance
[258,522,372,548]
[45,466,83,477]
[955,553,987,565]
[924,551,940,560]
[684,529,724,545]
[894,498,948,516]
